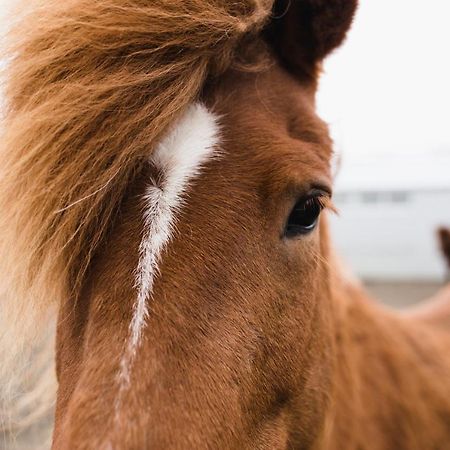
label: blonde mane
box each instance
[0,0,274,444]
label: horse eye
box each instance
[284,195,324,238]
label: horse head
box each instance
[48,1,355,447]
[4,1,450,449]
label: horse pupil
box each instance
[285,198,321,237]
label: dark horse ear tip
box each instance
[264,0,358,79]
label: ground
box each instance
[366,280,443,308]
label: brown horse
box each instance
[1,0,450,449]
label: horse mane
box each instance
[0,0,273,442]
[0,0,273,313]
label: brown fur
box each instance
[53,67,450,449]
[439,227,450,270]
[2,0,450,449]
[327,273,450,449]
[0,1,273,432]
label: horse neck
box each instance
[323,275,450,449]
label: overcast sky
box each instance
[317,0,450,159]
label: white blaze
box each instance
[115,103,220,414]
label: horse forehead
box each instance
[215,109,332,188]
[207,69,332,177]
[114,102,221,418]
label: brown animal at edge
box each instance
[439,227,450,271]
[1,1,450,449]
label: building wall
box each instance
[330,189,450,281]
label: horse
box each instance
[1,0,450,448]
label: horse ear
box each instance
[264,0,358,79]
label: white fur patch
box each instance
[115,103,220,414]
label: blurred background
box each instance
[317,0,450,307]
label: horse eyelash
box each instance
[309,194,339,215]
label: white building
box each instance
[330,151,450,281]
